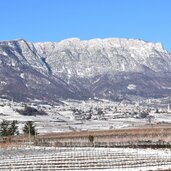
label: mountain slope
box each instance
[0,38,171,102]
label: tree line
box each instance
[0,120,36,137]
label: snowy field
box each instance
[0,146,171,171]
[0,99,171,134]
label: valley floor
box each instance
[0,99,171,134]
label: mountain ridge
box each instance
[0,38,171,103]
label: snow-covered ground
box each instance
[0,99,171,134]
[0,146,171,171]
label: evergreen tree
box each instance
[23,121,36,136]
[0,120,19,136]
[8,120,19,136]
[0,120,10,136]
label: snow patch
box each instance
[20,73,25,79]
[0,81,7,86]
[127,84,136,90]
[0,51,8,56]
[121,63,125,71]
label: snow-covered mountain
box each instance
[0,38,171,102]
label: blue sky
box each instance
[0,0,171,51]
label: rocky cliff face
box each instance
[0,38,171,102]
